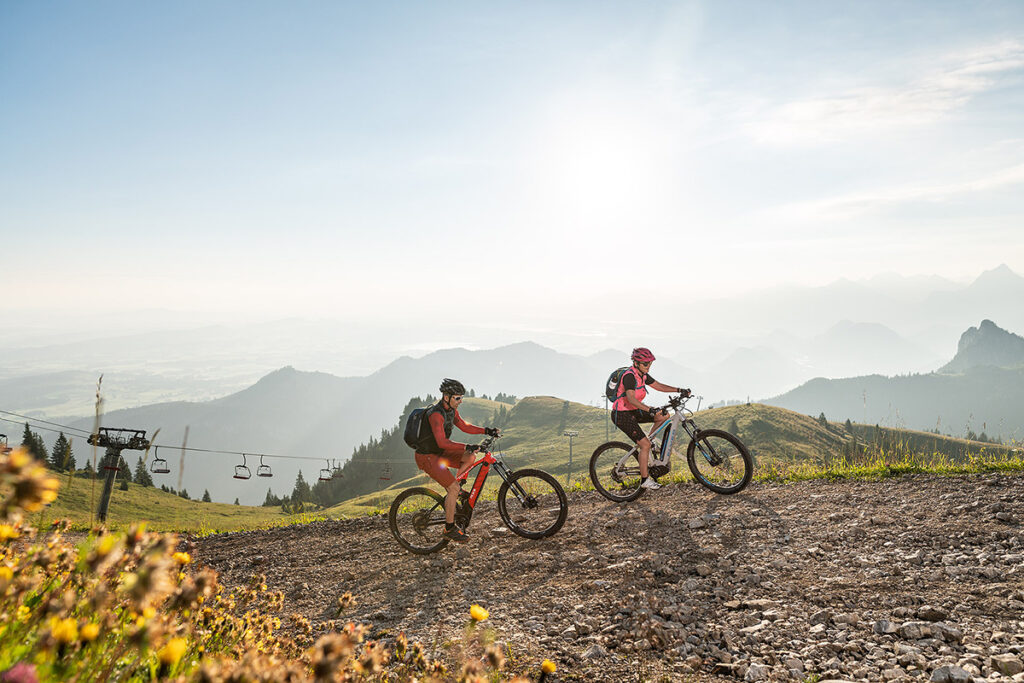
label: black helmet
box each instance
[439,378,466,396]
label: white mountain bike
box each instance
[589,393,753,502]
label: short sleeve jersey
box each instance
[614,369,656,411]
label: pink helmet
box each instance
[631,347,656,363]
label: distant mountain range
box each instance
[767,320,1024,440]
[3,264,1023,416]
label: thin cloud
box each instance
[744,40,1024,146]
[765,162,1024,222]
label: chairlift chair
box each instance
[318,460,333,482]
[379,462,392,482]
[331,458,344,479]
[233,453,252,480]
[150,446,170,474]
[0,434,9,456]
[257,455,272,478]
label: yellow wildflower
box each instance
[542,659,557,674]
[172,552,191,565]
[96,534,117,556]
[51,617,78,643]
[143,606,156,620]
[0,525,19,541]
[0,566,13,589]
[158,637,188,665]
[81,623,100,642]
[17,605,30,621]
[469,604,489,622]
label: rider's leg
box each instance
[637,436,652,478]
[443,480,460,524]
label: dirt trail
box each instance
[194,474,1024,682]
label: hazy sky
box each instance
[2,1,1023,322]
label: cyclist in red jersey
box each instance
[611,348,689,490]
[413,378,501,542]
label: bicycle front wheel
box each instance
[497,469,568,539]
[686,429,753,494]
[388,487,450,555]
[589,441,645,503]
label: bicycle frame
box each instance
[444,439,524,526]
[614,397,704,470]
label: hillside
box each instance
[769,321,1024,441]
[325,397,1011,517]
[195,472,1024,682]
[40,475,290,531]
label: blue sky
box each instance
[2,1,1023,321]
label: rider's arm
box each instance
[453,411,486,436]
[624,389,651,412]
[649,380,680,393]
[428,412,471,452]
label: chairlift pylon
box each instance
[233,453,252,480]
[257,455,272,478]
[318,459,333,482]
[150,446,170,474]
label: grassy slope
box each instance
[327,397,1014,516]
[47,396,1015,528]
[41,475,289,532]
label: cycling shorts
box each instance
[414,449,464,488]
[611,409,654,444]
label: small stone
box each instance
[581,644,607,659]
[744,662,769,681]
[990,654,1024,676]
[688,518,707,529]
[696,564,713,577]
[874,619,900,635]
[930,665,971,683]
[918,606,948,622]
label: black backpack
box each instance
[604,367,630,402]
[403,407,432,449]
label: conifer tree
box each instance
[118,456,132,483]
[20,423,48,463]
[202,489,212,502]
[234,498,240,505]
[133,457,154,487]
[50,433,70,471]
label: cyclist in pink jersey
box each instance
[610,347,689,490]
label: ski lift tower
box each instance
[87,428,149,523]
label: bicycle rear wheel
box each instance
[388,487,451,554]
[686,429,753,494]
[589,441,645,503]
[497,469,568,539]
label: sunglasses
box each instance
[637,361,652,367]
[451,395,464,401]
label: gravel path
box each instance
[194,474,1024,682]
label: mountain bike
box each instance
[590,393,753,502]
[389,436,568,554]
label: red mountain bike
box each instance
[388,436,568,554]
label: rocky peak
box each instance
[939,320,1024,373]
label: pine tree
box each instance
[234,498,240,505]
[119,478,129,491]
[118,456,132,483]
[20,423,48,463]
[202,489,212,502]
[134,457,154,487]
[291,470,311,503]
[179,489,190,500]
[844,418,854,433]
[50,433,70,471]
[263,488,279,507]
[817,412,829,428]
